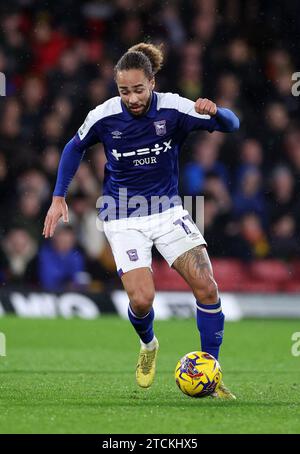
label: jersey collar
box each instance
[120,91,157,121]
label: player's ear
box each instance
[150,78,155,90]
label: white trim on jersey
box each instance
[78,97,122,140]
[156,92,211,120]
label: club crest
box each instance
[126,249,139,262]
[154,120,166,136]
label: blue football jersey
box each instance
[54,91,239,219]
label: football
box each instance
[175,351,222,398]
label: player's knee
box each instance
[129,288,155,316]
[193,276,219,305]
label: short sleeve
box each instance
[74,107,102,149]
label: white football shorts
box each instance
[103,205,206,277]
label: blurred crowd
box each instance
[0,0,300,291]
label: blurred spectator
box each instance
[41,112,65,146]
[68,190,117,287]
[21,76,46,144]
[17,169,50,203]
[1,97,21,140]
[118,15,144,50]
[69,161,99,201]
[0,152,14,228]
[284,128,300,194]
[86,78,110,111]
[233,166,266,225]
[0,228,37,285]
[0,12,31,79]
[10,192,45,243]
[236,139,264,181]
[269,215,300,260]
[38,225,86,291]
[204,174,232,215]
[177,42,203,99]
[161,4,186,47]
[267,166,296,223]
[68,191,106,259]
[265,48,296,114]
[30,17,69,73]
[265,102,290,133]
[47,47,87,104]
[266,49,293,84]
[263,102,290,163]
[203,194,228,257]
[52,96,72,124]
[192,11,217,44]
[239,214,270,259]
[40,145,61,186]
[216,73,240,109]
[0,97,26,173]
[182,137,229,195]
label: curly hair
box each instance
[114,42,164,79]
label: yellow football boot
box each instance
[211,381,236,400]
[136,340,159,388]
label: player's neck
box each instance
[144,92,153,114]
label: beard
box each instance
[127,93,152,116]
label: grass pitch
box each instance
[0,316,299,434]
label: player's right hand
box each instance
[42,196,69,238]
[194,98,217,116]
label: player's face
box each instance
[116,69,155,116]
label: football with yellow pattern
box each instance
[175,351,222,398]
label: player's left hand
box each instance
[194,98,217,116]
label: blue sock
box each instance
[196,299,225,360]
[128,304,155,344]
